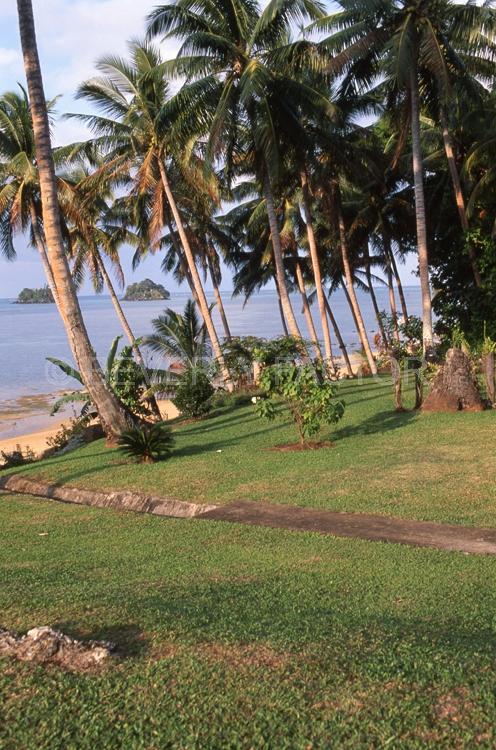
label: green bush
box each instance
[118,422,174,464]
[256,363,345,445]
[173,367,214,418]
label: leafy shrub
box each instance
[118,422,174,464]
[253,336,307,367]
[173,367,214,418]
[0,445,36,469]
[255,363,345,445]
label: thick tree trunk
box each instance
[263,171,303,341]
[158,160,232,389]
[410,66,434,355]
[440,107,481,287]
[335,190,377,375]
[483,352,495,404]
[324,296,354,377]
[294,257,324,361]
[206,246,231,341]
[389,247,409,321]
[17,0,131,438]
[300,170,334,371]
[96,254,162,421]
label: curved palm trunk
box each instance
[158,160,232,389]
[17,0,131,438]
[206,245,231,341]
[96,254,162,421]
[410,66,434,355]
[364,246,389,347]
[440,107,481,287]
[389,246,409,321]
[294,257,324,361]
[263,171,303,341]
[300,170,334,372]
[335,190,377,375]
[324,296,354,378]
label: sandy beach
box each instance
[0,396,180,461]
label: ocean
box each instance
[0,287,422,406]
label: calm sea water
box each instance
[0,287,421,404]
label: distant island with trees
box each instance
[122,279,170,301]
[16,286,54,304]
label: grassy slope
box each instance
[7,378,496,526]
[1,494,496,749]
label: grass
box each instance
[5,377,496,526]
[1,493,496,748]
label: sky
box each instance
[0,0,419,298]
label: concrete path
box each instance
[201,501,496,556]
[3,473,496,556]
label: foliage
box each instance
[45,418,89,454]
[0,445,35,469]
[122,279,170,301]
[48,336,169,421]
[117,421,174,464]
[172,367,214,418]
[256,363,345,445]
[16,286,54,304]
[145,300,210,369]
[252,337,307,368]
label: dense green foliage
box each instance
[118,421,175,463]
[16,286,53,304]
[122,279,170,301]
[256,363,345,444]
[172,366,214,418]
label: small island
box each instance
[16,286,54,304]
[122,278,170,301]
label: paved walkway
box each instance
[3,474,496,556]
[202,501,496,556]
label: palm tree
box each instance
[58,168,163,420]
[15,0,132,437]
[146,0,329,345]
[0,87,57,297]
[70,40,232,387]
[313,0,496,354]
[145,299,211,369]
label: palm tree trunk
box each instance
[206,245,231,341]
[440,106,481,287]
[294,257,324,361]
[410,66,434,355]
[158,159,232,389]
[382,234,400,341]
[29,203,59,303]
[335,188,377,375]
[364,245,389,347]
[389,247,409,321]
[300,169,334,370]
[274,276,289,335]
[17,0,131,438]
[324,296,354,377]
[96,254,162,421]
[263,170,303,341]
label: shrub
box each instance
[173,367,214,418]
[255,363,345,445]
[0,445,35,469]
[118,422,174,464]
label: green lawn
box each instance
[6,377,496,526]
[1,493,496,749]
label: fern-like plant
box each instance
[117,422,175,464]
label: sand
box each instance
[0,398,180,461]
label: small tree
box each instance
[255,363,345,446]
